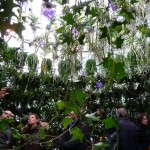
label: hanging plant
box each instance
[41,58,52,73]
[86,59,97,75]
[58,60,71,79]
[27,53,39,71]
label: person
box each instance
[58,111,91,150]
[0,110,15,149]
[20,113,50,150]
[0,87,9,99]
[116,107,136,150]
[135,113,150,150]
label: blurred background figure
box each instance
[135,113,150,150]
[0,87,9,100]
[116,107,136,150]
[0,110,15,149]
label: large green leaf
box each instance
[70,126,84,142]
[102,117,118,129]
[61,117,73,129]
[115,36,124,48]
[63,13,75,25]
[78,34,85,45]
[56,100,65,110]
[65,101,79,115]
[38,128,46,140]
[10,128,21,139]
[0,118,13,133]
[70,89,85,105]
[102,56,125,79]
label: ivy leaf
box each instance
[65,101,78,115]
[63,13,75,25]
[61,33,74,45]
[115,36,124,48]
[102,117,118,129]
[78,34,85,45]
[38,128,46,140]
[61,118,73,129]
[70,127,84,142]
[56,101,65,110]
[99,26,110,43]
[56,27,66,33]
[10,128,21,139]
[0,118,13,133]
[70,89,85,105]
[102,56,125,79]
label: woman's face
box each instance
[28,115,39,125]
[141,115,148,125]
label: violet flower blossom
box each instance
[43,8,56,20]
[109,0,115,11]
[96,81,103,89]
[36,41,45,47]
[72,27,78,36]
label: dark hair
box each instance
[136,113,147,124]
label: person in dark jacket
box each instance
[116,107,136,150]
[135,113,150,150]
[0,110,14,149]
[58,111,91,150]
[20,113,50,150]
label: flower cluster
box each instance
[42,8,56,20]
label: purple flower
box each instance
[109,0,115,11]
[43,8,56,20]
[72,27,78,36]
[96,82,103,89]
[36,41,45,47]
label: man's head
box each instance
[1,110,14,119]
[116,108,128,118]
[68,111,78,121]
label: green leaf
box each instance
[0,118,13,133]
[56,27,66,33]
[78,34,85,45]
[10,128,21,139]
[102,56,125,79]
[56,101,65,110]
[99,26,110,43]
[92,142,110,150]
[70,89,85,105]
[70,126,84,142]
[63,13,75,25]
[61,33,74,45]
[61,117,73,129]
[102,117,118,129]
[115,36,124,48]
[65,101,78,115]
[38,128,46,140]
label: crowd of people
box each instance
[0,87,150,150]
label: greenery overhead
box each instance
[0,0,150,149]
